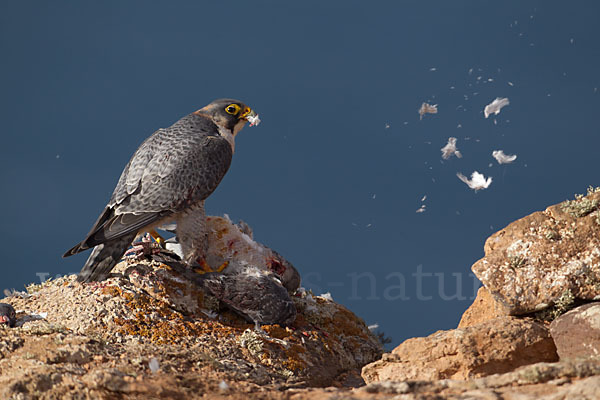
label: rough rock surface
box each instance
[458,287,511,328]
[471,188,600,315]
[353,358,600,400]
[357,190,600,399]
[550,302,600,359]
[362,316,557,383]
[0,216,382,398]
[6,191,600,398]
[0,262,382,398]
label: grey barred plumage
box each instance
[111,114,233,213]
[64,99,260,282]
[75,232,137,283]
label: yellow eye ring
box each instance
[225,104,241,115]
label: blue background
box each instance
[1,1,599,347]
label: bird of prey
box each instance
[0,303,16,327]
[64,99,260,282]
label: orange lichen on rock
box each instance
[2,250,382,392]
[281,343,307,372]
[103,284,208,344]
[263,324,293,340]
[329,307,371,339]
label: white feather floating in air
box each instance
[440,137,462,160]
[492,150,517,164]
[418,102,438,120]
[457,171,492,192]
[484,97,510,118]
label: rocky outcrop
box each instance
[360,188,600,399]
[458,286,511,328]
[5,189,600,399]
[356,358,600,400]
[472,188,600,315]
[0,264,382,395]
[550,302,600,359]
[362,316,557,383]
[0,216,383,399]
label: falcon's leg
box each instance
[176,202,230,273]
[149,229,166,247]
[124,233,163,260]
[176,202,209,268]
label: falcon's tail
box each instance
[76,233,137,283]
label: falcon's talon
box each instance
[124,233,162,261]
[198,259,213,273]
[194,259,229,274]
[215,260,229,273]
[149,229,166,248]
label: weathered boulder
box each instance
[458,286,511,328]
[361,316,557,383]
[355,358,600,400]
[471,188,600,315]
[550,302,600,359]
[1,263,382,395]
[7,191,600,398]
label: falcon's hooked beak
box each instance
[240,108,261,127]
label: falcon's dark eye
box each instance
[225,104,241,115]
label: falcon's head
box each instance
[195,98,260,136]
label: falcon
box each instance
[63,99,260,282]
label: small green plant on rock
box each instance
[509,255,527,269]
[587,186,600,195]
[561,196,598,218]
[560,186,600,217]
[534,289,576,322]
[543,229,561,241]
